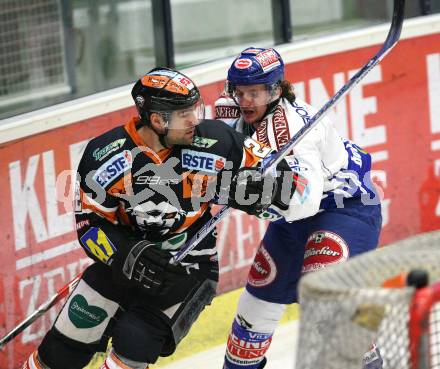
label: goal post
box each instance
[295,230,440,369]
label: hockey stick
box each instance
[0,274,81,349]
[0,0,405,345]
[170,0,405,264]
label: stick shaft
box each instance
[170,0,405,265]
[0,274,81,349]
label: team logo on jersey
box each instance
[181,149,226,173]
[129,200,186,236]
[192,136,218,148]
[302,231,349,273]
[93,150,133,188]
[92,139,126,161]
[247,243,277,287]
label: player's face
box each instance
[233,84,272,124]
[166,100,204,145]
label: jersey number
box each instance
[244,137,272,159]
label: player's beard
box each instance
[167,128,195,146]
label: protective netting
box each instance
[0,0,68,107]
[296,230,440,369]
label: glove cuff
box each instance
[122,241,154,280]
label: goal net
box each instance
[295,230,440,369]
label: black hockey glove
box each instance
[120,241,190,296]
[228,159,296,216]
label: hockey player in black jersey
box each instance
[21,67,296,369]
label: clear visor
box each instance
[226,82,280,107]
[156,99,205,130]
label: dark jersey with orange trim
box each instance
[74,117,267,268]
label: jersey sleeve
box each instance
[74,140,135,266]
[275,114,349,222]
[277,150,323,221]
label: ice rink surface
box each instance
[158,321,298,369]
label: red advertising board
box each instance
[0,33,439,367]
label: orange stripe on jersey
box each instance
[107,174,133,197]
[182,172,217,198]
[175,203,209,232]
[243,146,261,167]
[81,189,118,223]
[124,117,171,163]
[117,205,132,226]
[31,351,43,369]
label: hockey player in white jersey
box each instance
[215,47,383,369]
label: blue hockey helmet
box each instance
[226,47,284,90]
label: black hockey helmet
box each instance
[131,67,202,125]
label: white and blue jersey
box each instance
[215,95,382,303]
[215,96,380,221]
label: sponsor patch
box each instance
[255,49,281,72]
[76,219,90,230]
[93,150,132,188]
[80,227,116,263]
[141,75,189,95]
[172,74,195,90]
[302,231,349,273]
[248,243,277,287]
[226,320,272,366]
[234,58,253,69]
[192,136,218,148]
[181,149,226,173]
[68,294,108,329]
[92,139,126,161]
[155,232,187,250]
